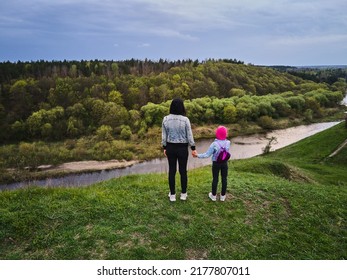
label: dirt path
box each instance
[328,138,347,158]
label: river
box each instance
[0,121,341,191]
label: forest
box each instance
[271,65,347,84]
[0,59,346,174]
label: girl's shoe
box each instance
[220,195,226,202]
[168,193,176,202]
[180,193,188,201]
[209,192,217,201]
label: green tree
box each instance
[258,116,275,129]
[223,104,237,123]
[100,102,129,130]
[256,100,275,117]
[9,79,33,120]
[26,107,65,139]
[141,102,169,127]
[41,123,53,139]
[67,117,84,137]
[211,98,226,122]
[185,100,205,124]
[325,91,344,107]
[287,96,306,114]
[96,125,113,141]
[304,97,323,117]
[90,99,105,124]
[331,78,346,93]
[11,120,26,140]
[120,125,132,140]
[128,109,142,132]
[48,78,75,107]
[205,108,215,123]
[69,64,78,78]
[26,110,44,137]
[111,62,119,77]
[271,97,292,118]
[108,90,124,106]
[229,88,246,97]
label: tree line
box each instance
[271,65,347,85]
[0,58,245,83]
[0,59,345,144]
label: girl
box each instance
[194,126,230,201]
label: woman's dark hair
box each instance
[169,98,186,116]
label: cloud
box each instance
[138,43,150,48]
[1,0,347,64]
[3,0,346,40]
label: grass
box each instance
[0,122,346,260]
[266,121,347,185]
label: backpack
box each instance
[216,141,231,163]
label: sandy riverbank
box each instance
[1,159,141,188]
[50,159,139,172]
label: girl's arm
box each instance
[197,143,216,158]
[227,140,231,151]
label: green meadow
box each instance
[0,122,346,260]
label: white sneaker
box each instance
[180,193,188,201]
[220,195,226,202]
[209,192,216,201]
[168,193,176,202]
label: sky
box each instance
[0,0,347,66]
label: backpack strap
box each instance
[216,141,226,149]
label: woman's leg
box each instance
[177,146,189,193]
[166,145,178,195]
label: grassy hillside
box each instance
[0,122,346,260]
[267,121,347,185]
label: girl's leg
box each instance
[221,163,228,196]
[211,162,220,196]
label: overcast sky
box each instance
[1,0,346,66]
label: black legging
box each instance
[166,143,189,195]
[212,161,228,196]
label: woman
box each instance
[162,98,197,202]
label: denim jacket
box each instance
[162,114,195,149]
[198,139,231,162]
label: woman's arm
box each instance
[161,118,167,149]
[185,117,196,150]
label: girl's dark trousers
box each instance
[166,143,189,195]
[212,161,228,196]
